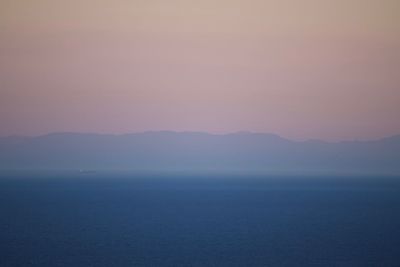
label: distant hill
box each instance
[0,132,399,175]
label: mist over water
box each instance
[2,0,399,265]
[1,173,400,267]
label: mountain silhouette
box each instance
[0,132,399,175]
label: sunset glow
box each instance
[1,0,399,140]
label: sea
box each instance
[1,172,400,266]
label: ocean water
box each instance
[1,173,400,267]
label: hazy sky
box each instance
[0,0,399,140]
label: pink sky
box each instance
[0,0,399,141]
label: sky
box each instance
[0,0,399,141]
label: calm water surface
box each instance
[1,173,400,266]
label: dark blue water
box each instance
[1,173,400,266]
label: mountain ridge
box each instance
[2,131,399,143]
[0,131,399,174]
